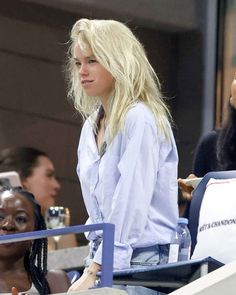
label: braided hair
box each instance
[2,187,51,295]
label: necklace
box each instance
[99,141,107,158]
[99,115,108,157]
[103,114,109,131]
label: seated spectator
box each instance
[178,75,236,216]
[0,147,77,250]
[0,187,71,294]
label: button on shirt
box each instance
[77,102,178,269]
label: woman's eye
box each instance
[75,61,81,67]
[15,216,27,224]
[88,59,97,64]
[46,172,54,179]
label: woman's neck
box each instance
[0,267,31,293]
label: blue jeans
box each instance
[85,241,170,267]
[113,244,169,294]
[131,244,170,267]
[86,241,169,294]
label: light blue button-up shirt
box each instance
[77,102,178,269]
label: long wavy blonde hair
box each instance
[67,18,172,142]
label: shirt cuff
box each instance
[93,241,133,269]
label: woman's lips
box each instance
[81,80,94,85]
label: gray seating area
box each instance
[47,245,89,272]
[48,288,128,295]
[169,259,236,295]
[110,257,223,294]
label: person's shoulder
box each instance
[80,112,97,134]
[195,129,219,158]
[199,129,219,145]
[125,102,155,124]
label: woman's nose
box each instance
[55,179,61,191]
[1,217,15,231]
[79,63,88,75]
[53,178,61,193]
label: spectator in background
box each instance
[67,18,178,294]
[0,147,77,250]
[0,187,70,294]
[178,75,236,213]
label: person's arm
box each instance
[68,262,100,292]
[178,173,197,201]
[47,269,71,293]
[11,287,18,295]
[178,130,218,203]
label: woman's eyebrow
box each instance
[73,55,96,61]
[15,208,28,214]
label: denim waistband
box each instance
[85,240,170,268]
[131,244,170,267]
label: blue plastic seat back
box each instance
[189,170,236,254]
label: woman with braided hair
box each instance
[0,146,77,250]
[0,187,70,294]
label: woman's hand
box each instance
[67,271,96,292]
[11,287,19,295]
[178,174,197,201]
[67,262,100,292]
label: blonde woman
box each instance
[67,19,178,294]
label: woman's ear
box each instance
[21,178,29,190]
